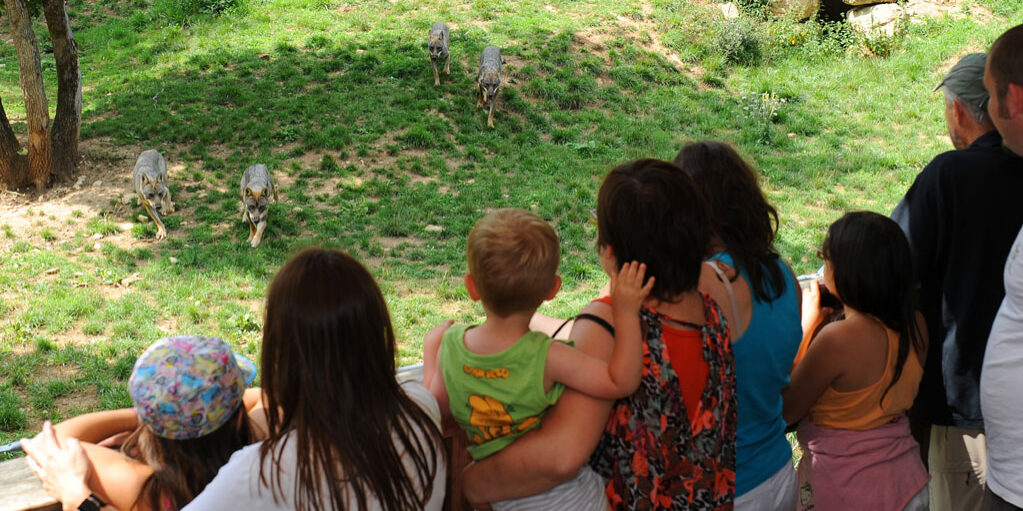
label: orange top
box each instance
[808,326,923,430]
[595,297,707,424]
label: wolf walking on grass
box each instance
[133,149,174,240]
[428,22,450,86]
[240,164,278,249]
[476,45,502,128]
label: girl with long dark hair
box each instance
[784,212,929,511]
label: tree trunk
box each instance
[0,97,28,188]
[44,0,81,182]
[5,0,52,191]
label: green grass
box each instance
[0,0,1020,445]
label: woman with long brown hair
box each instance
[23,249,446,511]
[187,248,446,510]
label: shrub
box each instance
[151,0,243,25]
[715,18,763,66]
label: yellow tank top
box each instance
[808,326,923,431]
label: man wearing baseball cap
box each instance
[892,48,1023,511]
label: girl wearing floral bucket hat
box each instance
[22,335,259,511]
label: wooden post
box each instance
[0,457,60,511]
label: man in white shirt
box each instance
[979,23,1023,511]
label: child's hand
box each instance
[610,261,655,314]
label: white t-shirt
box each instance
[981,226,1023,508]
[183,381,447,510]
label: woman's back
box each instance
[808,315,924,430]
[183,381,446,511]
[707,252,801,497]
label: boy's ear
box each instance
[545,275,562,301]
[464,274,482,301]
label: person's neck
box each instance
[465,308,534,355]
[646,289,704,324]
[958,126,994,149]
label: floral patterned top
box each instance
[589,292,737,510]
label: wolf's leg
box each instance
[163,189,174,215]
[247,217,255,243]
[144,203,167,240]
[488,100,495,128]
[445,53,450,75]
[251,220,267,248]
[433,61,440,86]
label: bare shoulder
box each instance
[569,300,615,360]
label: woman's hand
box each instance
[20,421,93,511]
[610,261,655,315]
[801,279,833,338]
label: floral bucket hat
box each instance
[129,336,256,440]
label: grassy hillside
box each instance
[0,0,1019,447]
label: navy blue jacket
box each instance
[892,131,1023,428]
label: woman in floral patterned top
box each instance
[463,159,738,510]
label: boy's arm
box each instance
[545,262,652,399]
[423,320,453,417]
[50,409,138,445]
[422,320,453,390]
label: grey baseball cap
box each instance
[934,53,989,111]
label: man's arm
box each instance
[462,302,616,505]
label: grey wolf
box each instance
[476,45,502,128]
[429,22,450,86]
[240,164,278,248]
[133,149,174,240]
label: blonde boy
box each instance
[423,208,652,510]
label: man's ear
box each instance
[1008,83,1023,118]
[545,275,562,301]
[951,99,965,125]
[464,274,482,301]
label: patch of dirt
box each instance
[904,0,992,23]
[0,137,151,253]
[54,387,101,418]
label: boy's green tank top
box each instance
[439,323,568,460]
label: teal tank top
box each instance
[708,252,802,496]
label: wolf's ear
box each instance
[244,187,254,199]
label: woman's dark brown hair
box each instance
[597,159,711,302]
[259,248,443,511]
[123,407,252,510]
[674,141,785,303]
